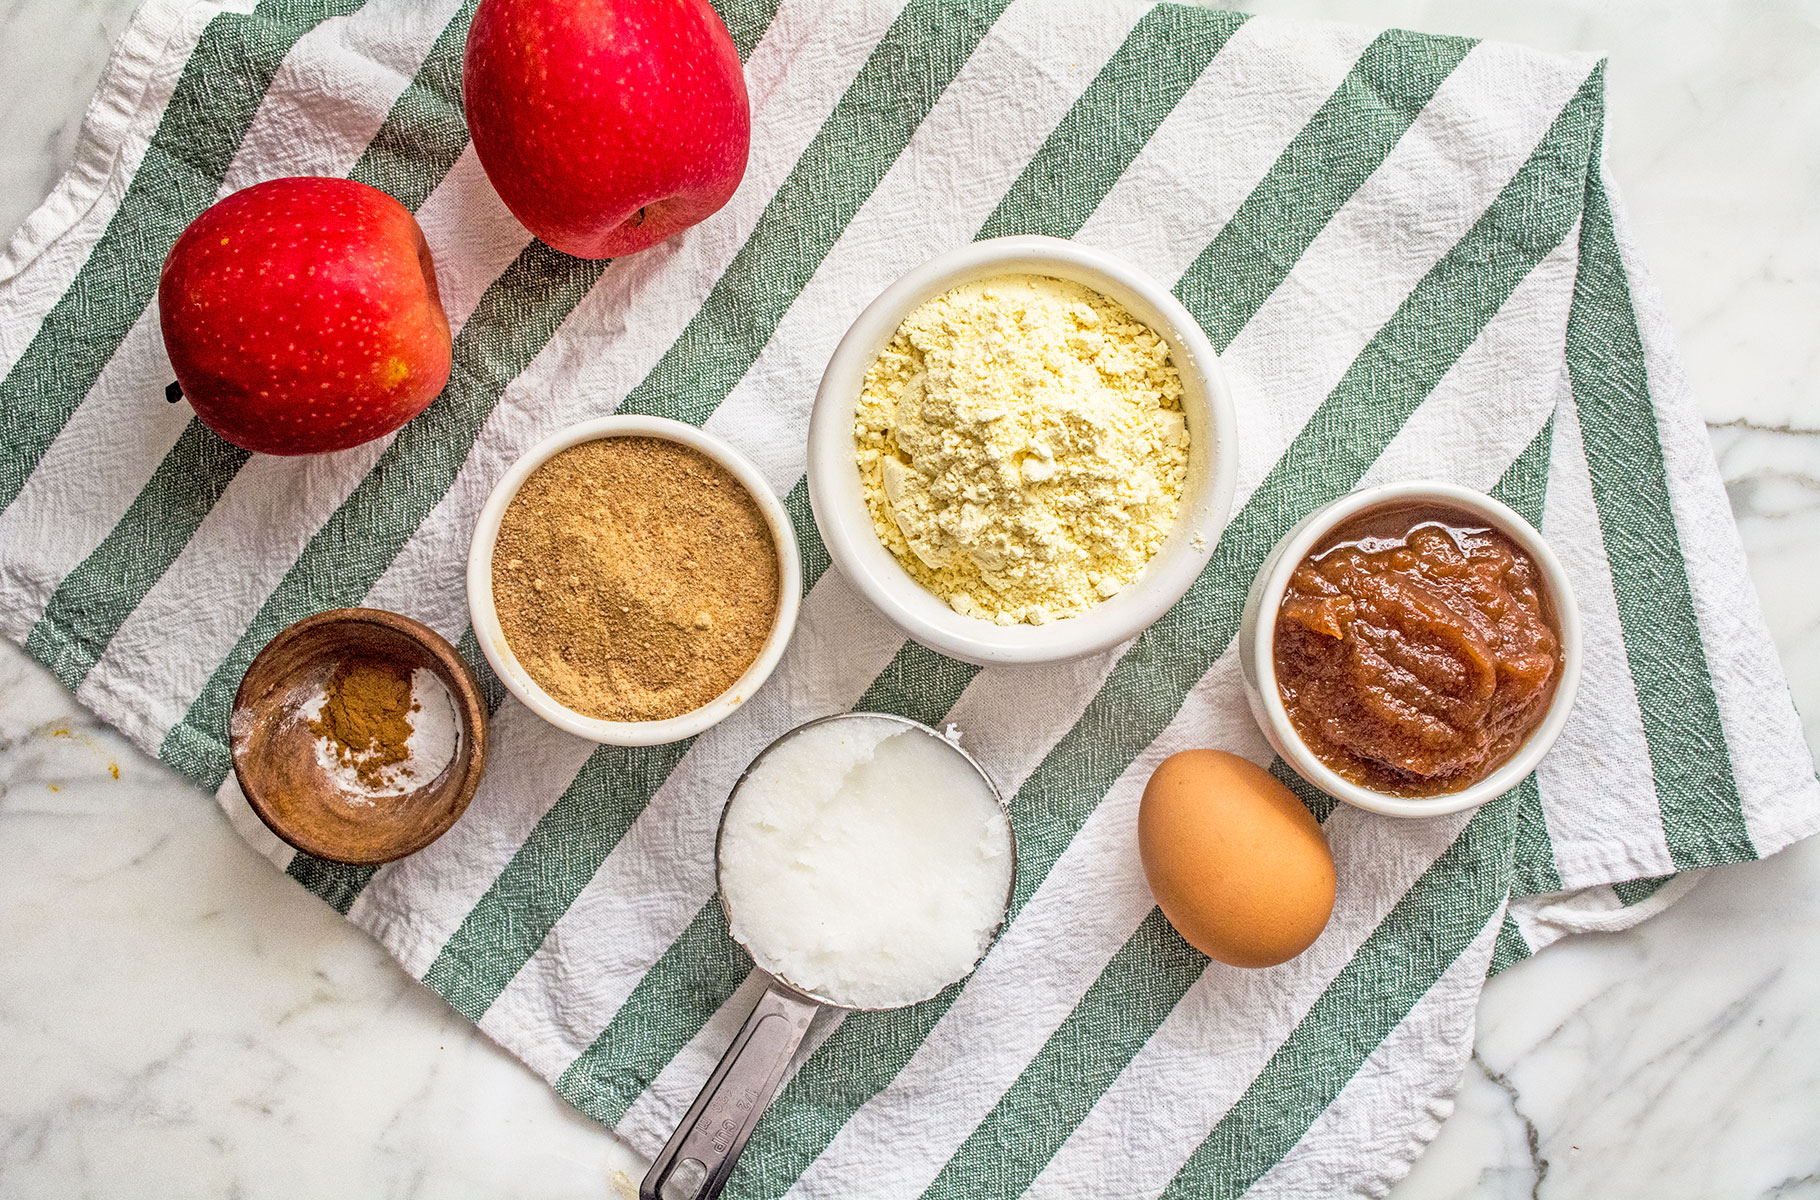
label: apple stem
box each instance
[165,380,183,404]
[631,207,647,227]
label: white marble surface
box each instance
[1,1,1816,1196]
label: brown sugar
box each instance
[490,436,781,723]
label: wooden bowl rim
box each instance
[230,606,489,865]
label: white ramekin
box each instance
[806,235,1239,668]
[1237,481,1582,818]
[467,415,801,745]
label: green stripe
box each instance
[24,414,231,689]
[1491,422,1563,896]
[1164,796,1516,1198]
[1493,413,1556,526]
[716,0,780,59]
[556,900,750,1125]
[921,908,1194,1200]
[285,854,376,915]
[738,65,1603,1199]
[0,0,366,511]
[852,640,978,727]
[1507,773,1559,896]
[1613,873,1674,906]
[25,423,249,688]
[424,737,694,1021]
[1567,174,1754,867]
[345,0,479,210]
[977,4,1248,240]
[455,625,509,717]
[616,0,1014,429]
[1489,909,1533,975]
[1268,756,1340,824]
[158,241,610,789]
[786,477,832,591]
[1176,27,1473,352]
[23,0,481,692]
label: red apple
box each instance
[159,177,452,456]
[463,0,750,259]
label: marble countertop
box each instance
[2,0,1815,1196]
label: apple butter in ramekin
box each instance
[1272,501,1564,798]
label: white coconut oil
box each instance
[717,715,1013,1010]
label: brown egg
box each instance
[1138,749,1336,968]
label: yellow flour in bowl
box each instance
[854,274,1188,625]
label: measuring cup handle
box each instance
[640,978,821,1200]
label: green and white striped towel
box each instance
[3,0,1816,1195]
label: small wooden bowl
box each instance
[231,608,489,864]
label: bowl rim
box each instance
[1247,480,1583,819]
[229,606,490,864]
[466,415,802,746]
[806,234,1239,667]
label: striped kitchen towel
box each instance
[2,0,1815,1196]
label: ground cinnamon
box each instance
[310,656,418,789]
[490,436,780,723]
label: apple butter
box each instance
[1273,502,1562,797]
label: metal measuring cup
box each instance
[640,713,1017,1200]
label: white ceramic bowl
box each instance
[1237,481,1582,818]
[807,235,1239,668]
[467,415,801,745]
